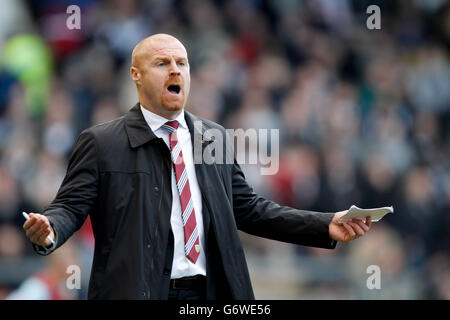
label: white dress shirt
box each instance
[140,105,206,279]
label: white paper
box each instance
[340,205,393,222]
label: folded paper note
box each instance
[340,205,393,222]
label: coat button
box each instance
[147,243,151,249]
[154,186,159,191]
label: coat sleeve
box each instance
[231,160,337,249]
[33,130,99,255]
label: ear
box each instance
[130,66,141,85]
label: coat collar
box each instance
[124,103,213,148]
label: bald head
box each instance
[131,34,187,69]
[130,33,191,119]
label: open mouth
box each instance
[167,84,181,94]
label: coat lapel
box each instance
[124,103,159,148]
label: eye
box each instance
[178,61,186,66]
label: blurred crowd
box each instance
[0,0,449,299]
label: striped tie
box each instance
[161,120,200,263]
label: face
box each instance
[131,37,191,118]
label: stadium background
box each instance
[0,0,449,299]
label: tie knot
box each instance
[161,120,179,133]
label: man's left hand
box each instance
[329,211,371,244]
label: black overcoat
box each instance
[35,103,336,299]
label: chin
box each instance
[163,102,184,112]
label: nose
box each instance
[169,60,181,77]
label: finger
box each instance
[31,227,50,244]
[23,215,38,230]
[29,223,47,241]
[34,214,50,227]
[349,221,365,236]
[350,217,366,223]
[365,216,372,228]
[347,221,365,236]
[27,222,47,240]
[25,214,46,230]
[37,228,51,245]
[355,219,370,232]
[342,222,356,237]
[26,223,41,239]
[29,219,46,234]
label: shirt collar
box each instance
[140,104,187,132]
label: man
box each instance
[23,34,371,300]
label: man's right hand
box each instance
[23,213,55,247]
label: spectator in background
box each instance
[6,240,80,300]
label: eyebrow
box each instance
[152,56,188,62]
